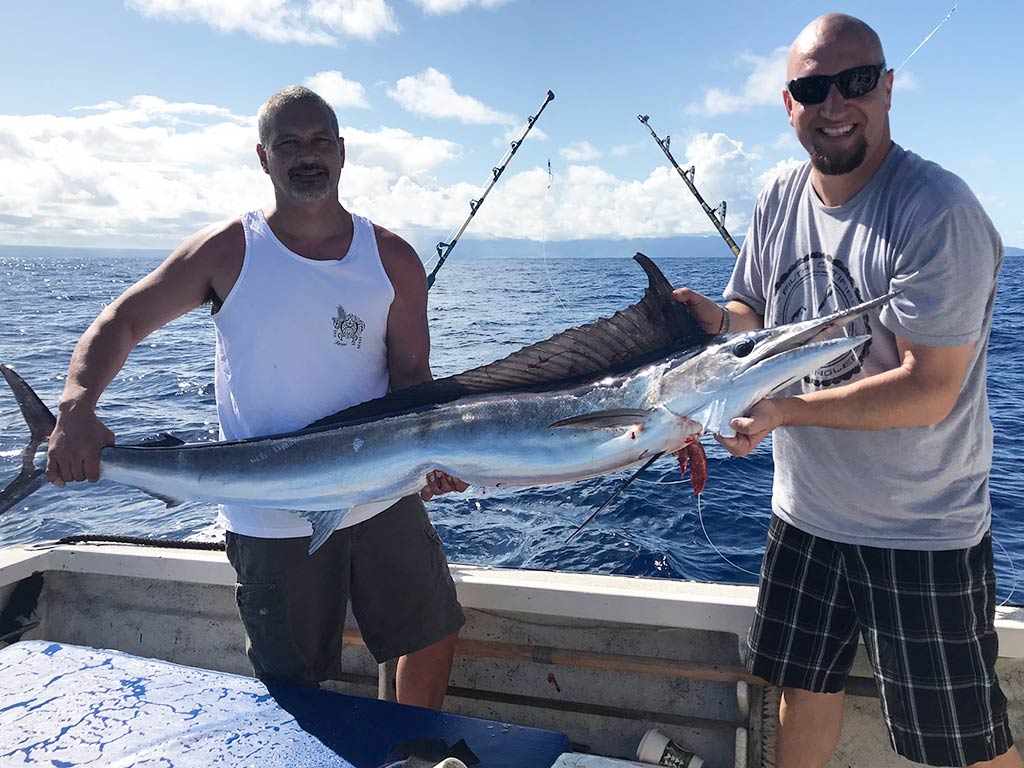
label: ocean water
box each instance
[1,245,1022,603]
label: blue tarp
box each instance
[0,640,570,767]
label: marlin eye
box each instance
[733,338,755,357]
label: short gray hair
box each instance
[257,86,339,145]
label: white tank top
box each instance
[213,209,397,537]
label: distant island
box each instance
[403,232,744,261]
[401,232,1024,262]
[1,237,1021,262]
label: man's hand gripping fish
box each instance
[0,254,892,553]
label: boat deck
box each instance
[0,639,570,767]
[2,542,1024,767]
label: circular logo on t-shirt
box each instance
[773,252,872,387]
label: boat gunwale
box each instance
[3,542,1024,656]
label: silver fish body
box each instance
[100,365,683,510]
[1,254,893,552]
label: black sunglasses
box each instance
[787,63,887,105]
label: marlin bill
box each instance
[0,254,893,553]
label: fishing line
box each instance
[540,158,569,314]
[634,471,761,577]
[696,492,762,578]
[565,453,663,543]
[643,475,1015,596]
[994,536,1017,608]
[894,4,958,73]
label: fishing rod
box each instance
[565,115,739,542]
[638,114,741,257]
[426,89,555,289]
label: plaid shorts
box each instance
[747,515,1014,766]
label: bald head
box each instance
[787,14,885,79]
[783,13,894,199]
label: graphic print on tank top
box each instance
[332,305,366,348]
[773,251,874,387]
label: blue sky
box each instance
[0,0,1020,252]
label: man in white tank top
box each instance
[45,86,467,709]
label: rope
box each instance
[52,534,225,551]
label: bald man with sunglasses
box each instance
[674,14,1015,768]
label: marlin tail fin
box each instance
[0,365,56,517]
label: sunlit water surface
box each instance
[1,246,1021,603]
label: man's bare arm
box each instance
[47,221,244,485]
[672,288,763,334]
[377,225,467,499]
[377,226,432,391]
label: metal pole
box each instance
[638,114,741,257]
[427,90,555,288]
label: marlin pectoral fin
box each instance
[302,509,350,555]
[550,409,653,430]
[140,490,184,508]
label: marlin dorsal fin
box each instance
[306,254,706,431]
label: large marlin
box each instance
[0,255,891,552]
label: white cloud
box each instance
[689,47,788,116]
[771,131,799,151]
[0,102,260,245]
[559,141,601,162]
[0,98,458,247]
[492,124,548,149]
[0,96,765,249]
[342,125,460,175]
[387,68,516,124]
[611,143,642,158]
[436,131,762,241]
[409,0,510,13]
[309,0,399,39]
[757,157,805,189]
[335,130,765,244]
[894,70,918,91]
[127,0,399,44]
[304,71,371,109]
[76,95,250,124]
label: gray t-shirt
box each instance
[725,144,1003,550]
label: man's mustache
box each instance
[288,164,328,177]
